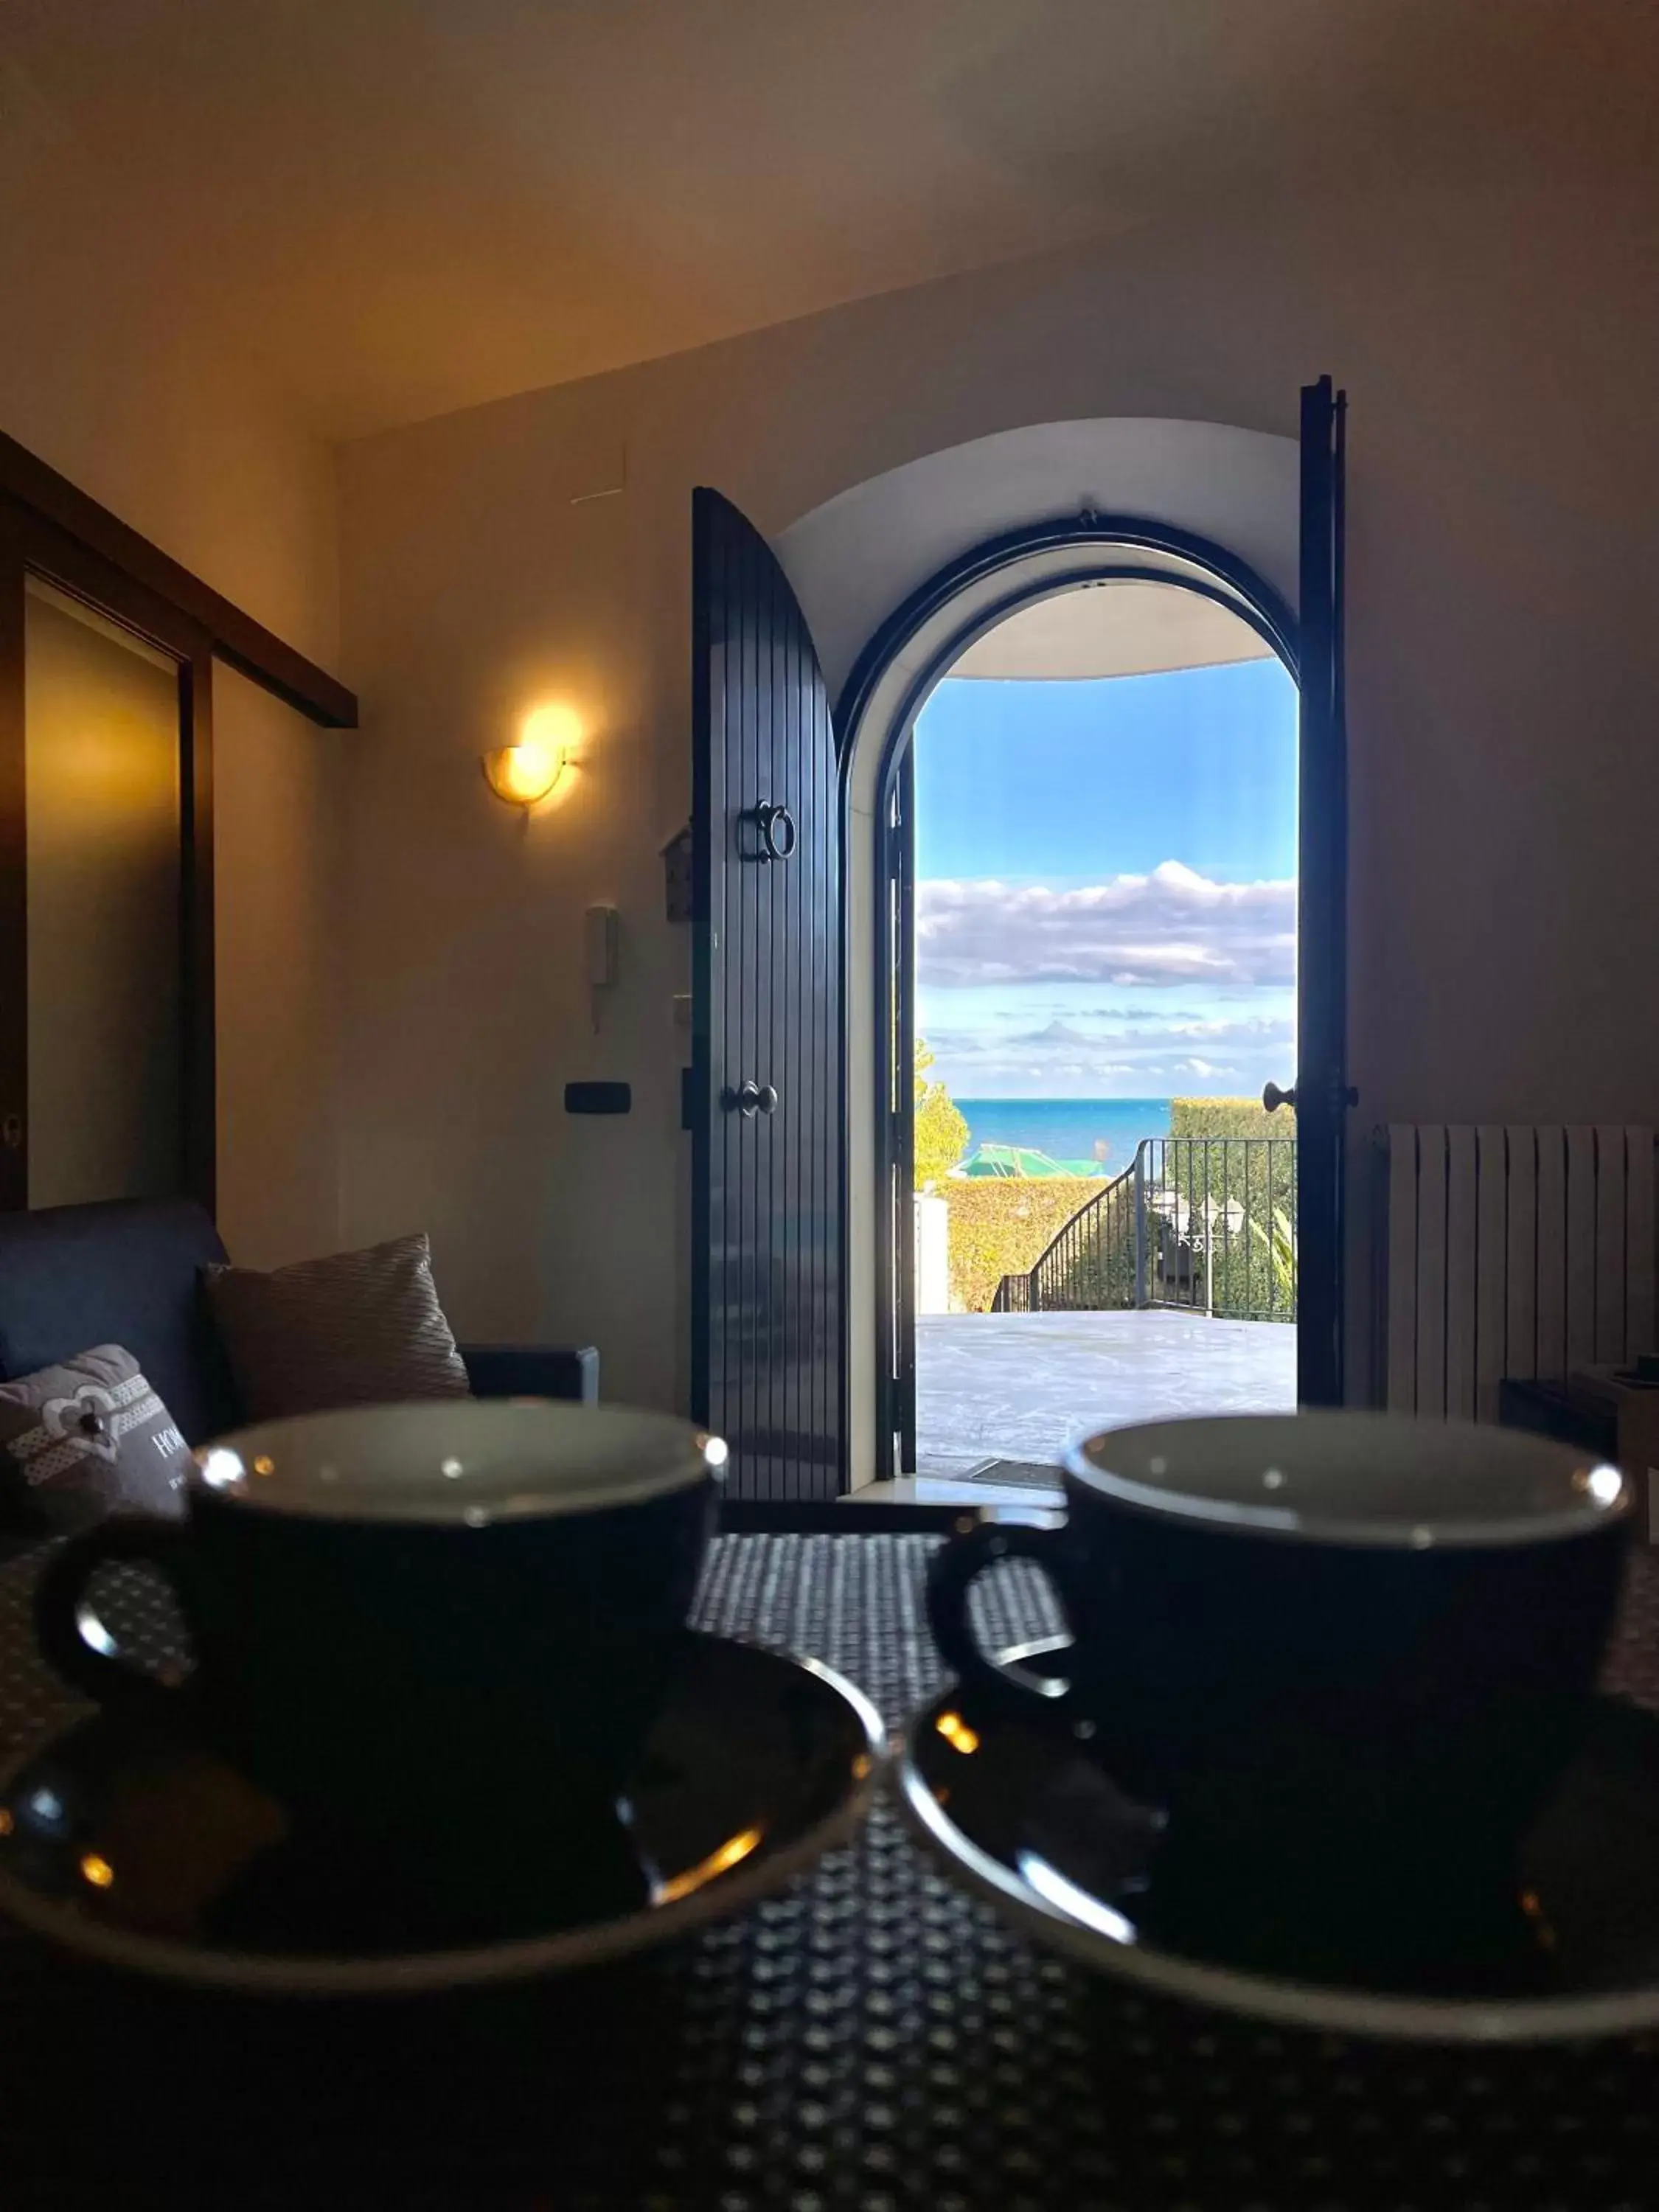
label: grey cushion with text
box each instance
[0,1344,190,1530]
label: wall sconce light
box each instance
[481,703,580,809]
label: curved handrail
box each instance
[989,1137,1298,1317]
[992,1150,1144,1313]
[1023,1150,1141,1280]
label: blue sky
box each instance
[914,658,1298,1100]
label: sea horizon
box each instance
[956,1096,1172,1175]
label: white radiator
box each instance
[1379,1126,1655,1419]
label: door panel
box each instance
[24,579,185,1206]
[0,532,214,1217]
[877,742,914,1480]
[692,490,842,1498]
[1295,374,1349,1405]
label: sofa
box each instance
[0,1198,599,1450]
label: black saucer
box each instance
[0,1632,883,1994]
[900,1637,1659,2042]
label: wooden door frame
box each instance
[834,516,1314,1479]
[1295,376,1349,1407]
[0,433,357,1214]
[0,431,353,726]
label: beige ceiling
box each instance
[951,582,1273,682]
[3,0,1655,439]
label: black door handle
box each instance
[723,1080,779,1118]
[738,804,797,863]
[1263,1078,1356,1116]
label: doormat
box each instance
[957,1458,1065,1492]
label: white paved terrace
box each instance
[915,1308,1296,1475]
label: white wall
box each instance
[1,276,346,1263]
[338,174,1659,1411]
[776,417,1298,700]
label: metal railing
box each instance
[990,1152,1141,1313]
[991,1138,1297,1321]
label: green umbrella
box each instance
[959,1143,1089,1179]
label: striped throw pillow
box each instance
[205,1231,472,1422]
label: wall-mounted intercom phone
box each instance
[585,903,619,1033]
[585,903,619,988]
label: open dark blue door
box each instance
[1293,375,1350,1405]
[692,490,843,1499]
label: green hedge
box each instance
[939,1178,1106,1313]
[1170,1095,1296,1140]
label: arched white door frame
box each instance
[835,517,1300,1485]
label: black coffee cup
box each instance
[37,1401,724,1883]
[928,1413,1632,1935]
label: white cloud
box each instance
[926,1016,1287,1070]
[917,862,1295,989]
[1009,1019,1096,1045]
[920,1006,1290,1101]
[1105,1016,1293,1051]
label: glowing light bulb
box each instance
[481,703,581,808]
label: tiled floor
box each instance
[914,1307,1297,1478]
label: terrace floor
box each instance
[914,1308,1296,1484]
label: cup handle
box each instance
[35,1515,195,1706]
[926,1520,1079,1719]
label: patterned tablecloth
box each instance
[1,1532,1658,2211]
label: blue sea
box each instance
[956,1098,1172,1177]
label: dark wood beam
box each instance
[0,428,357,728]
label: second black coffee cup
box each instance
[928,1412,1631,1917]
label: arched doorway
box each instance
[691,390,1345,1509]
[835,523,1304,1488]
